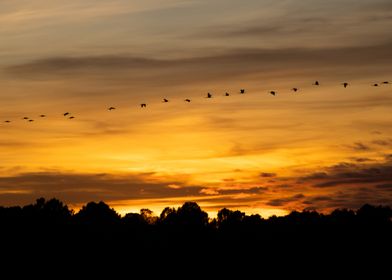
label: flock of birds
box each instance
[2,80,390,124]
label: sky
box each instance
[1,0,392,217]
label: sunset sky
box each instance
[1,0,392,217]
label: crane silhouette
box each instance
[4,79,392,128]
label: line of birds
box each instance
[2,80,390,124]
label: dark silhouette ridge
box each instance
[1,198,391,274]
[1,198,391,231]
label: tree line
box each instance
[1,197,391,230]
[1,198,391,274]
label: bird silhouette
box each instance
[225,92,230,96]
[23,117,29,120]
[292,88,298,92]
[40,115,46,118]
[140,103,147,108]
[207,93,212,98]
[63,112,70,116]
[108,107,116,111]
[240,89,245,94]
[313,81,320,86]
[69,116,75,119]
[184,99,191,102]
[342,82,349,88]
[28,119,34,122]
[163,99,169,103]
[373,83,379,87]
[270,91,276,96]
[382,81,390,84]
[4,120,10,123]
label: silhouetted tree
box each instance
[22,197,72,226]
[176,202,208,229]
[74,201,120,227]
[217,208,245,230]
[159,202,208,230]
[122,212,147,227]
[356,204,392,225]
[140,208,157,224]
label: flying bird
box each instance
[313,81,320,86]
[207,93,212,98]
[23,117,29,120]
[382,81,390,84]
[163,99,169,103]
[184,99,191,102]
[40,115,46,118]
[140,103,147,108]
[69,116,75,119]
[292,88,298,92]
[4,120,10,123]
[342,82,349,88]
[270,91,276,96]
[240,89,245,94]
[28,119,34,122]
[225,92,230,96]
[108,107,116,111]
[63,112,70,116]
[373,83,379,87]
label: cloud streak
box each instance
[5,42,392,82]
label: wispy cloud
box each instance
[5,41,392,83]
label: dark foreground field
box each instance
[1,198,391,275]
